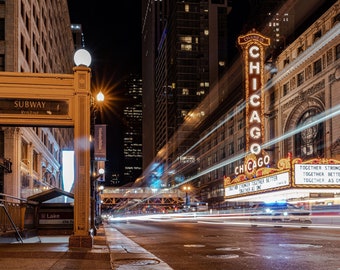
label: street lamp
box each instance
[74,49,92,67]
[96,90,104,103]
[183,186,191,206]
[90,90,106,234]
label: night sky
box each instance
[68,1,142,183]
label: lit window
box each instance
[181,44,192,51]
[180,36,192,43]
[180,36,192,51]
[204,29,209,36]
[196,90,205,96]
[185,4,189,12]
[182,88,189,95]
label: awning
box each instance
[27,187,74,203]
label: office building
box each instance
[142,0,232,187]
[123,74,143,183]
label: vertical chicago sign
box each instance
[237,29,270,177]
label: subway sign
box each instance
[0,98,69,115]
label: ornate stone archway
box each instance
[283,97,324,158]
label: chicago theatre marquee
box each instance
[224,9,340,206]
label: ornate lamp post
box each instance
[69,48,93,247]
[90,89,105,234]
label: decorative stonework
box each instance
[282,79,325,111]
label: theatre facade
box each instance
[196,1,340,208]
[224,2,340,205]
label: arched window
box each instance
[295,108,323,159]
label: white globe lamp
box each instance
[74,49,92,67]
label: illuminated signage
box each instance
[294,164,340,186]
[39,211,73,225]
[0,98,69,115]
[237,30,270,176]
[225,171,290,197]
[94,124,107,161]
[235,154,270,175]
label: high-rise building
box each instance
[123,74,143,183]
[71,24,85,50]
[142,0,232,187]
[0,0,75,199]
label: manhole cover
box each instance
[114,258,160,266]
[216,247,241,251]
[206,254,239,259]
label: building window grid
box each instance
[297,72,304,86]
[0,54,4,71]
[313,58,322,75]
[283,82,289,96]
[228,142,234,155]
[237,118,244,130]
[336,44,340,60]
[0,19,4,40]
[21,140,29,165]
[237,136,245,151]
[228,125,234,136]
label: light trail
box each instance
[174,102,340,185]
[123,85,340,212]
[106,211,340,229]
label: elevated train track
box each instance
[100,187,185,211]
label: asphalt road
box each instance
[109,219,340,270]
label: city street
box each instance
[109,218,340,270]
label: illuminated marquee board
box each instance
[294,164,340,186]
[236,30,270,176]
[225,171,290,198]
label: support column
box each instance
[69,66,92,248]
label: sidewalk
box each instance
[0,224,173,270]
